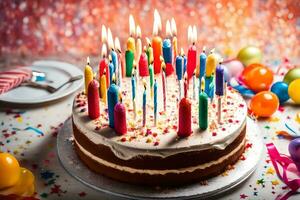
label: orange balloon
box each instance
[241,63,274,92]
[249,91,279,117]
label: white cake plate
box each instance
[57,117,263,200]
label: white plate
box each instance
[0,60,83,104]
[57,118,263,199]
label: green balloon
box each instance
[283,68,300,85]
[237,46,263,67]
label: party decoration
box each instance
[0,153,20,189]
[289,138,300,171]
[284,68,300,85]
[224,59,244,78]
[237,46,262,66]
[241,63,273,92]
[249,91,279,117]
[271,81,290,104]
[288,79,300,104]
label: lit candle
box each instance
[101,25,107,52]
[171,18,178,58]
[215,63,224,124]
[145,37,153,66]
[107,75,119,128]
[205,75,214,99]
[199,47,207,91]
[186,25,197,80]
[127,14,136,53]
[109,55,114,85]
[154,79,158,126]
[176,54,184,100]
[107,28,118,73]
[99,44,109,88]
[152,9,162,74]
[178,97,192,137]
[114,93,127,135]
[149,64,154,98]
[88,80,100,119]
[114,37,122,87]
[100,69,107,105]
[84,57,93,95]
[206,49,217,77]
[142,80,147,127]
[131,73,137,119]
[161,61,167,112]
[139,53,149,77]
[199,87,208,130]
[184,73,188,98]
[136,25,142,62]
[163,20,174,76]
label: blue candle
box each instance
[107,82,119,128]
[154,80,158,125]
[205,76,214,98]
[175,56,183,81]
[215,65,224,96]
[142,83,147,127]
[131,74,136,100]
[183,55,187,74]
[162,39,172,64]
[199,50,207,89]
[111,50,118,73]
[109,62,114,85]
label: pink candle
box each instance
[139,53,149,77]
[114,96,127,135]
[88,80,100,119]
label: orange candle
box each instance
[152,9,162,74]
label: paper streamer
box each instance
[266,143,300,200]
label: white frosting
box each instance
[73,75,247,160]
[75,137,246,175]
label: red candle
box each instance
[186,25,197,80]
[178,97,192,137]
[88,80,100,119]
[99,44,109,87]
[139,53,149,77]
[114,96,127,135]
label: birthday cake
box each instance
[72,74,247,185]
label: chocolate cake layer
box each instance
[73,119,246,170]
[74,139,246,186]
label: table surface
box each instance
[0,67,299,200]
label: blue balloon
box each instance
[271,81,290,104]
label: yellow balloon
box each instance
[288,79,300,104]
[0,153,20,189]
[0,167,35,197]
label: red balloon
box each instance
[241,63,274,92]
[249,91,279,117]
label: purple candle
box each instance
[215,64,224,96]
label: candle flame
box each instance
[145,37,151,46]
[166,20,172,38]
[87,56,90,65]
[101,25,107,43]
[203,46,206,53]
[129,14,136,37]
[101,43,107,58]
[103,68,106,75]
[171,18,177,37]
[108,54,112,62]
[219,58,224,64]
[114,37,121,52]
[136,25,141,38]
[143,79,147,90]
[201,77,205,91]
[119,91,123,103]
[153,18,158,36]
[210,48,215,54]
[180,47,184,56]
[187,25,192,44]
[107,28,114,50]
[112,73,116,83]
[192,25,197,44]
[154,9,162,34]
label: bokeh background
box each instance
[0,0,300,68]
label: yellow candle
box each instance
[100,70,107,104]
[127,14,136,53]
[206,49,217,77]
[136,25,142,61]
[171,18,178,57]
[84,57,93,94]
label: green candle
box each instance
[125,50,134,77]
[149,64,154,93]
[199,90,208,130]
